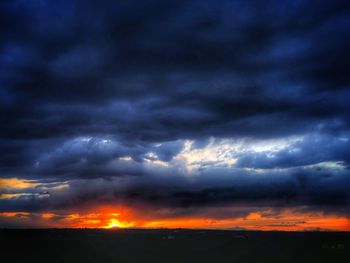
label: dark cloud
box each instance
[0,0,350,221]
[235,134,350,169]
[2,162,349,218]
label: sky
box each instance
[0,0,350,231]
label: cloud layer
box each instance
[0,0,350,228]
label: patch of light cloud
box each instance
[0,178,69,201]
[119,156,133,161]
[0,178,41,190]
[171,136,303,173]
[143,152,170,167]
[307,161,347,171]
[31,134,348,179]
[0,192,50,200]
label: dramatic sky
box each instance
[1,0,350,230]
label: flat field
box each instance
[1,229,349,263]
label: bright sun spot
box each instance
[103,218,135,229]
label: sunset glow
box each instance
[1,208,349,231]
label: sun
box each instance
[103,218,135,229]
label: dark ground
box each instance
[1,229,349,263]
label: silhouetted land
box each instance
[1,229,349,262]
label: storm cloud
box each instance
[0,0,350,225]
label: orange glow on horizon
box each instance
[141,213,350,231]
[0,208,349,231]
